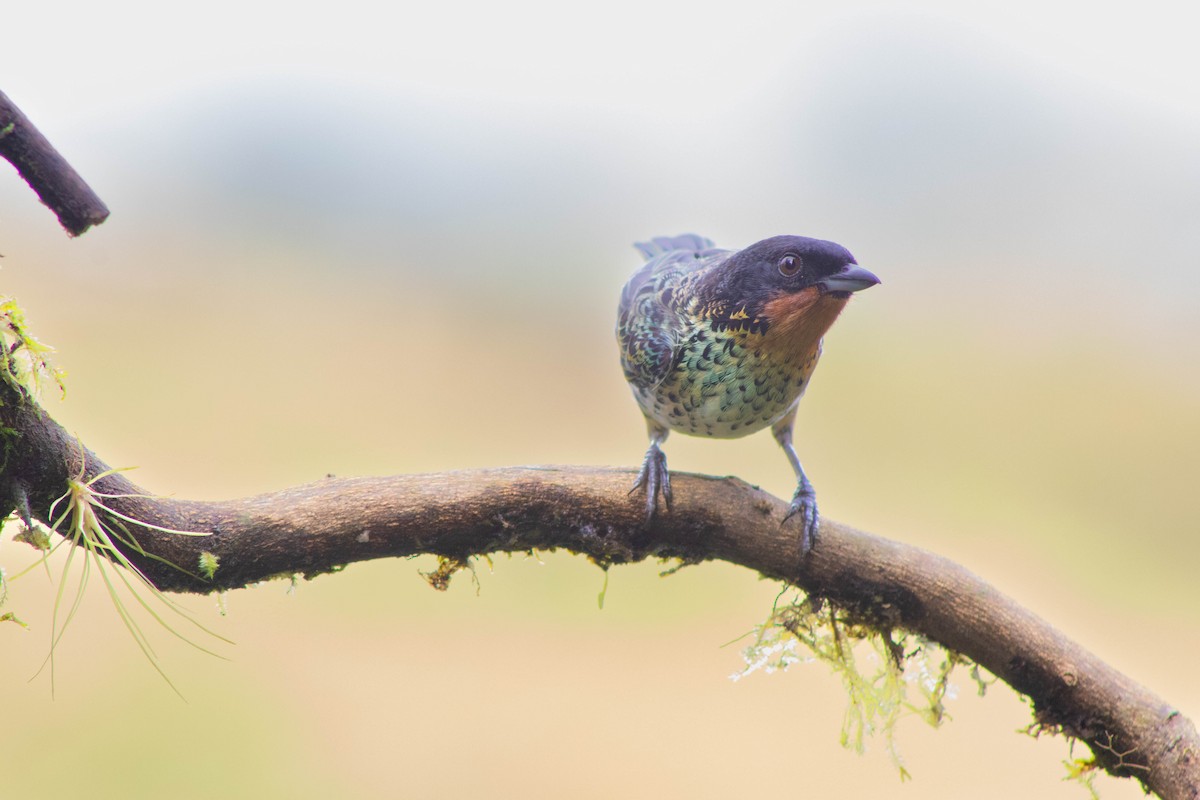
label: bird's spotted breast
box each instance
[633,318,823,439]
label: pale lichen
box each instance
[0,296,65,402]
[732,586,976,779]
[420,554,473,591]
[1062,755,1102,800]
[198,551,220,580]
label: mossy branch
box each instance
[0,383,1197,798]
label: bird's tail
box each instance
[634,234,716,261]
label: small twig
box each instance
[0,89,109,237]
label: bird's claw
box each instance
[781,486,818,556]
[630,442,672,521]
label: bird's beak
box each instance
[818,264,881,294]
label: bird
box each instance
[616,233,879,554]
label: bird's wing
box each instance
[634,233,718,262]
[618,235,725,389]
[618,266,679,388]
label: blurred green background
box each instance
[2,2,1197,798]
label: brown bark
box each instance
[1,390,1196,798]
[0,90,109,236]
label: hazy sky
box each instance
[6,2,1198,124]
[3,1,1197,325]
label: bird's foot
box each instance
[781,485,818,556]
[630,441,672,521]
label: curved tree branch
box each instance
[0,89,110,237]
[0,388,1197,798]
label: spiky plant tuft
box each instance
[27,451,233,697]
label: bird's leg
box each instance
[630,422,671,520]
[771,411,818,555]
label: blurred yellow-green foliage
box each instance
[1,3,1197,798]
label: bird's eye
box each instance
[778,254,803,277]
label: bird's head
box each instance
[695,235,879,343]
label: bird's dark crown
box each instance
[696,235,858,309]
